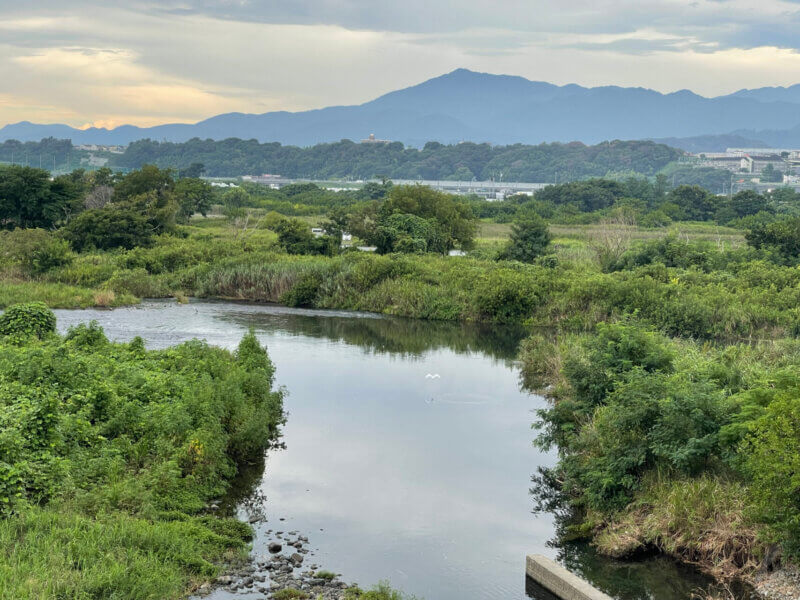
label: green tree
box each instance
[222,187,251,218]
[378,185,477,251]
[374,213,441,254]
[273,218,337,256]
[746,216,800,260]
[174,178,213,223]
[63,207,153,251]
[498,215,551,262]
[114,164,174,201]
[0,165,82,229]
[667,185,719,221]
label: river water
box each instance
[53,300,745,600]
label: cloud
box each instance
[0,1,800,127]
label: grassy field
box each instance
[478,220,745,244]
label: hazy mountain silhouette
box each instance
[2,69,800,148]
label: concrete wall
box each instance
[526,554,613,600]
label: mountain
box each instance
[3,69,800,148]
[725,85,800,105]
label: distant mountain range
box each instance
[3,69,800,150]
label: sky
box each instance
[1,0,800,128]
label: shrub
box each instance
[0,302,56,339]
[0,321,285,594]
[280,271,324,307]
[106,268,169,298]
[29,237,75,274]
[744,388,800,558]
[473,268,540,322]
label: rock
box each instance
[268,542,282,553]
[290,553,304,566]
[216,575,234,584]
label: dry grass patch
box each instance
[595,475,760,580]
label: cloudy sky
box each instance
[1,0,799,128]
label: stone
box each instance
[268,542,282,554]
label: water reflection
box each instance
[51,300,749,600]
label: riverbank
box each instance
[3,220,800,340]
[520,324,800,597]
[0,304,285,599]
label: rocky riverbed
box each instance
[753,567,800,600]
[194,528,357,600]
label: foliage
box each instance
[0,323,284,596]
[497,215,551,262]
[746,216,800,261]
[174,177,213,223]
[743,376,800,558]
[113,138,681,180]
[0,165,84,229]
[63,207,154,251]
[273,218,338,256]
[0,302,56,340]
[373,185,477,252]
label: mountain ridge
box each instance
[3,69,800,148]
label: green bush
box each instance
[0,321,285,595]
[0,302,56,339]
[473,267,540,322]
[744,381,800,558]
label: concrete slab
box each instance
[526,554,613,600]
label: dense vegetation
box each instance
[110,138,682,180]
[5,162,800,594]
[0,302,284,598]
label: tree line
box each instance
[110,138,683,181]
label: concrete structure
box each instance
[526,555,613,600]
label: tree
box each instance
[113,165,179,234]
[114,164,174,201]
[221,187,251,218]
[374,213,441,254]
[535,179,626,212]
[498,215,551,262]
[273,217,337,256]
[746,216,800,260]
[0,165,82,229]
[173,178,213,223]
[178,163,205,178]
[378,185,477,251]
[63,207,153,251]
[666,185,719,221]
[725,190,771,219]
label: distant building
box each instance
[695,154,752,173]
[74,144,126,154]
[360,133,390,144]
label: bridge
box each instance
[233,176,552,199]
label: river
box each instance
[53,300,746,600]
